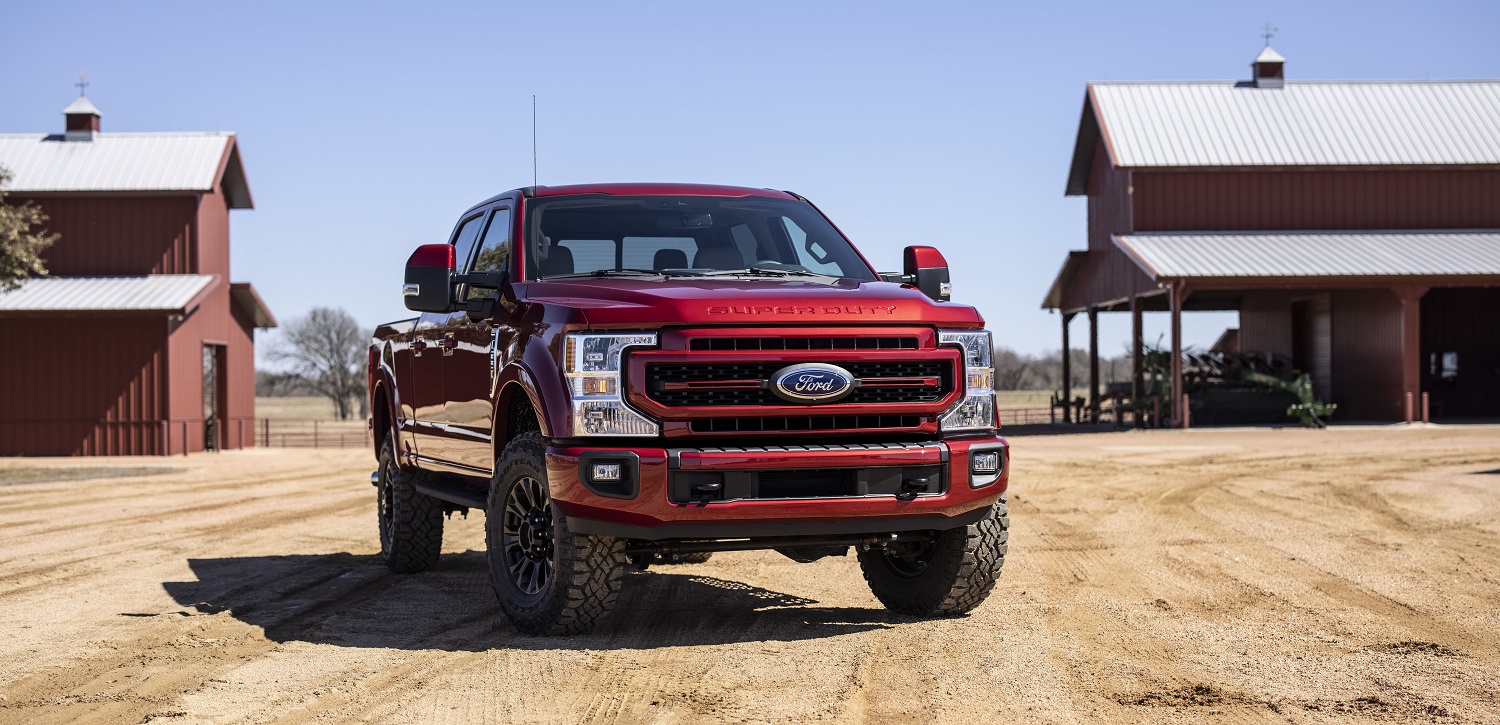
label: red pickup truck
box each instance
[369,183,1008,634]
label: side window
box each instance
[465,209,511,299]
[470,209,512,273]
[451,214,485,275]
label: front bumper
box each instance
[546,436,1008,540]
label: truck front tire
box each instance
[486,432,629,635]
[376,433,445,573]
[857,496,1008,616]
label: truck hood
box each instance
[518,278,984,328]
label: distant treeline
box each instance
[256,370,320,397]
[994,348,1133,393]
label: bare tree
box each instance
[0,165,59,290]
[270,307,369,419]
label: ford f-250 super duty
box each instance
[368,183,1008,635]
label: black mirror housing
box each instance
[403,244,456,313]
[902,245,951,302]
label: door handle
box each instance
[435,336,459,349]
[411,338,428,351]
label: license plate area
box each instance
[668,465,945,504]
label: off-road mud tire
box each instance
[376,433,445,573]
[858,496,1008,616]
[486,432,629,635]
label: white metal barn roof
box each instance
[1067,80,1500,193]
[0,132,252,208]
[1114,231,1500,280]
[0,275,217,313]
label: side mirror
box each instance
[403,244,455,312]
[899,245,951,302]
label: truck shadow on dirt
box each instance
[160,551,905,651]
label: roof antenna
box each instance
[75,72,91,97]
[537,93,543,188]
[1260,22,1277,45]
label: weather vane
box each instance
[75,72,91,97]
[1261,22,1277,45]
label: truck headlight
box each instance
[938,329,996,432]
[564,332,659,437]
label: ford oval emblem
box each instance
[771,363,856,404]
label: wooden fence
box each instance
[255,418,370,449]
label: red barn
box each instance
[1044,46,1500,424]
[0,96,275,455]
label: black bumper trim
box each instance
[566,502,995,541]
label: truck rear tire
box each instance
[376,433,445,573]
[857,496,1008,616]
[486,432,629,635]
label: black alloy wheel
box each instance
[500,474,555,595]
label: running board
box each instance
[415,478,489,510]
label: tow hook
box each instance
[896,477,929,501]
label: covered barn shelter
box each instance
[0,95,276,455]
[1044,45,1500,425]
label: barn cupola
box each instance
[1251,44,1286,88]
[63,95,102,141]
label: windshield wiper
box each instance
[541,268,664,280]
[699,266,839,278]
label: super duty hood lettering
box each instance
[708,305,897,315]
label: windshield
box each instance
[522,195,877,282]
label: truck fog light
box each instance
[591,462,622,482]
[972,451,1000,474]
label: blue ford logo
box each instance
[771,363,856,404]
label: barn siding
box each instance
[1133,169,1500,231]
[1239,291,1293,357]
[1330,289,1405,421]
[15,195,199,275]
[0,316,169,455]
[196,188,230,279]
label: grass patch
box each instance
[256,396,340,419]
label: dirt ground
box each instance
[2,426,1499,724]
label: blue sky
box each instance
[4,1,1497,361]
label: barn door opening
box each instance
[202,344,225,452]
[1290,293,1332,402]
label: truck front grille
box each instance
[647,361,952,407]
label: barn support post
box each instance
[1130,295,1144,427]
[1396,285,1428,423]
[1169,282,1189,427]
[1087,307,1100,423]
[1061,312,1075,423]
